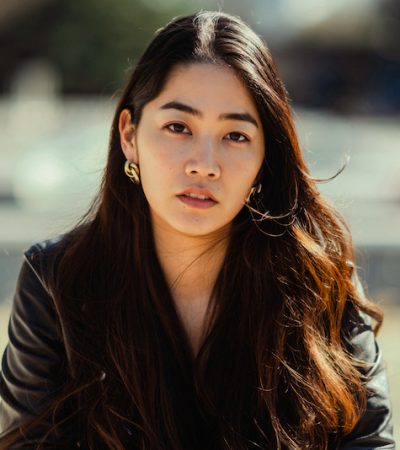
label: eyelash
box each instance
[165,123,250,143]
[166,123,190,134]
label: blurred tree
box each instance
[0,0,187,95]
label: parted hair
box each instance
[2,11,382,450]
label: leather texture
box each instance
[0,236,396,449]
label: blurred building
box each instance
[276,1,400,115]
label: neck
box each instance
[153,226,229,304]
[152,224,230,356]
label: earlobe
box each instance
[119,108,138,163]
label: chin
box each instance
[174,220,232,239]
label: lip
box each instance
[177,187,218,209]
[178,188,217,202]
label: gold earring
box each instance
[124,160,140,184]
[245,183,262,204]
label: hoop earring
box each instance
[244,183,288,237]
[124,160,140,184]
[245,183,262,204]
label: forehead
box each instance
[147,62,259,116]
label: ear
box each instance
[118,108,138,163]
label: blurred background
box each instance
[0,0,399,443]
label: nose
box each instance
[184,138,221,179]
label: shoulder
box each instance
[25,233,68,258]
[12,232,71,326]
[24,233,70,263]
[0,234,75,443]
[339,275,395,447]
[341,271,380,374]
[22,232,74,289]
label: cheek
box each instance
[139,133,180,174]
[137,138,185,205]
[228,152,263,188]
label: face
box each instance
[120,63,265,239]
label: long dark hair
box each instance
[2,11,382,450]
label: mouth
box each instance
[177,189,218,209]
[178,188,217,201]
[181,193,212,200]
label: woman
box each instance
[0,11,394,450]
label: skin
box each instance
[119,63,265,354]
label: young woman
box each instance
[0,11,394,450]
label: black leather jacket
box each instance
[0,237,396,449]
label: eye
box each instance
[166,123,191,134]
[225,132,249,143]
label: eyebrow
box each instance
[160,101,259,128]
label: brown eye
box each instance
[225,132,248,142]
[166,123,190,134]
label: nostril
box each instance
[186,161,220,178]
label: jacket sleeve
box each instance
[339,278,395,449]
[0,254,78,449]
